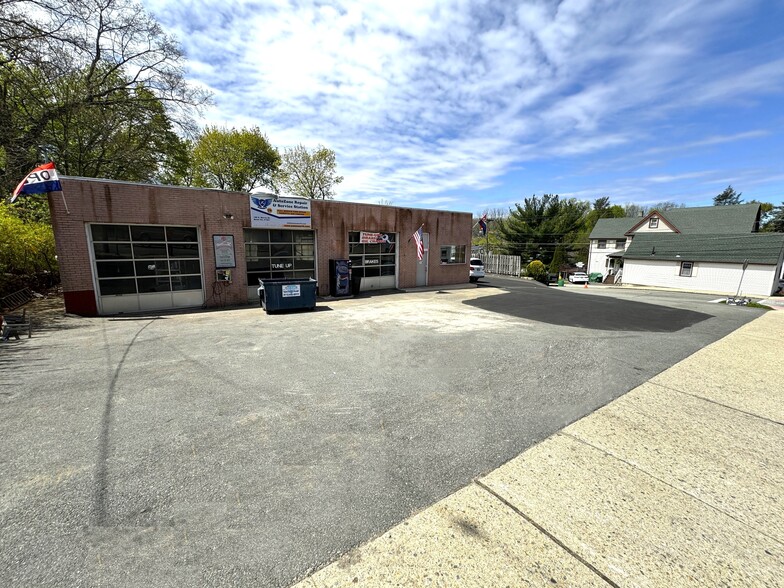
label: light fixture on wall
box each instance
[223,212,234,219]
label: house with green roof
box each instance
[588,204,784,296]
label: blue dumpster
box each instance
[258,278,318,314]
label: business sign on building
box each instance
[250,195,311,229]
[359,232,393,244]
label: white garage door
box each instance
[89,224,204,314]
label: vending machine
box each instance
[329,259,352,297]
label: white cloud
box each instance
[143,0,783,206]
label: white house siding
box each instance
[633,216,675,233]
[588,239,627,276]
[623,259,778,296]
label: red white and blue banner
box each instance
[11,162,62,203]
[478,213,487,236]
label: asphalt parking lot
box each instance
[0,279,763,587]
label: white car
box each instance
[568,272,589,284]
[469,258,485,283]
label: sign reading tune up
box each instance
[250,195,312,229]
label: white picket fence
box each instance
[479,252,521,277]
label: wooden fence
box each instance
[479,253,521,277]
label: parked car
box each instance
[469,258,485,283]
[568,272,589,284]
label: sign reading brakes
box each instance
[250,195,312,229]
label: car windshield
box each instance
[470,259,483,266]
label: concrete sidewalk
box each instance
[294,311,784,587]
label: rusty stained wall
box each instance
[311,200,472,291]
[51,178,472,314]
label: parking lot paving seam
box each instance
[472,479,621,588]
[557,431,784,548]
[646,380,784,427]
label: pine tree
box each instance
[713,185,743,206]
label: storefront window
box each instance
[244,229,316,284]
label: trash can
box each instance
[258,278,318,314]
[557,278,564,287]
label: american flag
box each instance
[412,225,424,261]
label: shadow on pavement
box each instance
[466,282,714,332]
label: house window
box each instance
[440,245,466,264]
[649,217,659,229]
[615,239,626,249]
[679,261,693,277]
[597,239,607,249]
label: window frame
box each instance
[679,261,694,277]
[244,228,316,284]
[648,217,659,229]
[597,239,607,249]
[440,245,467,265]
[91,223,202,296]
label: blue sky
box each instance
[143,0,784,215]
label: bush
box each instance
[0,203,58,296]
[525,260,548,283]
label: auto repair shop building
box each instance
[49,177,472,316]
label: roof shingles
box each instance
[589,203,761,239]
[623,232,784,265]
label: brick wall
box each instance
[310,199,471,291]
[53,178,472,315]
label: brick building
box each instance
[49,177,472,316]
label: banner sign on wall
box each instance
[359,232,392,244]
[213,235,236,268]
[250,195,311,228]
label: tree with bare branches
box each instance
[0,0,210,192]
[276,144,343,200]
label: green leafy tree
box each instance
[276,144,343,199]
[573,198,625,262]
[0,0,210,194]
[549,244,568,274]
[41,74,190,182]
[191,126,280,193]
[714,185,743,206]
[761,202,784,232]
[496,194,589,266]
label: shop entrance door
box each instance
[416,232,429,286]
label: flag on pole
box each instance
[11,162,62,203]
[478,213,487,236]
[412,225,424,261]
